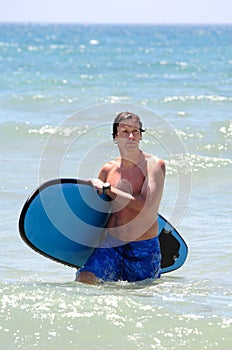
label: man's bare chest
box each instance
[107,166,145,194]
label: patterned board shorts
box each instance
[76,233,161,283]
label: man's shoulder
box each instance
[101,158,119,171]
[99,159,119,180]
[144,153,166,175]
[144,152,164,164]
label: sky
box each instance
[0,0,232,24]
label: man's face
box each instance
[115,118,142,149]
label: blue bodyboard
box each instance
[19,178,188,274]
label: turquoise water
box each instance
[0,24,231,349]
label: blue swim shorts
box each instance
[77,234,161,282]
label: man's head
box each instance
[112,112,145,140]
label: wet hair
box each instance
[112,112,146,139]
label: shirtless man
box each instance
[76,112,166,284]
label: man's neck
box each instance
[119,149,142,168]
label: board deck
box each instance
[19,178,188,274]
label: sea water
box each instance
[0,23,231,349]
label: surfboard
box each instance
[18,178,188,274]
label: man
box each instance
[76,112,166,284]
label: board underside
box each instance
[19,179,188,274]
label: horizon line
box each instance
[1,20,232,26]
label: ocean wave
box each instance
[166,152,232,176]
[0,122,87,139]
[1,122,231,178]
[28,125,86,137]
[163,95,232,103]
[219,121,232,138]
